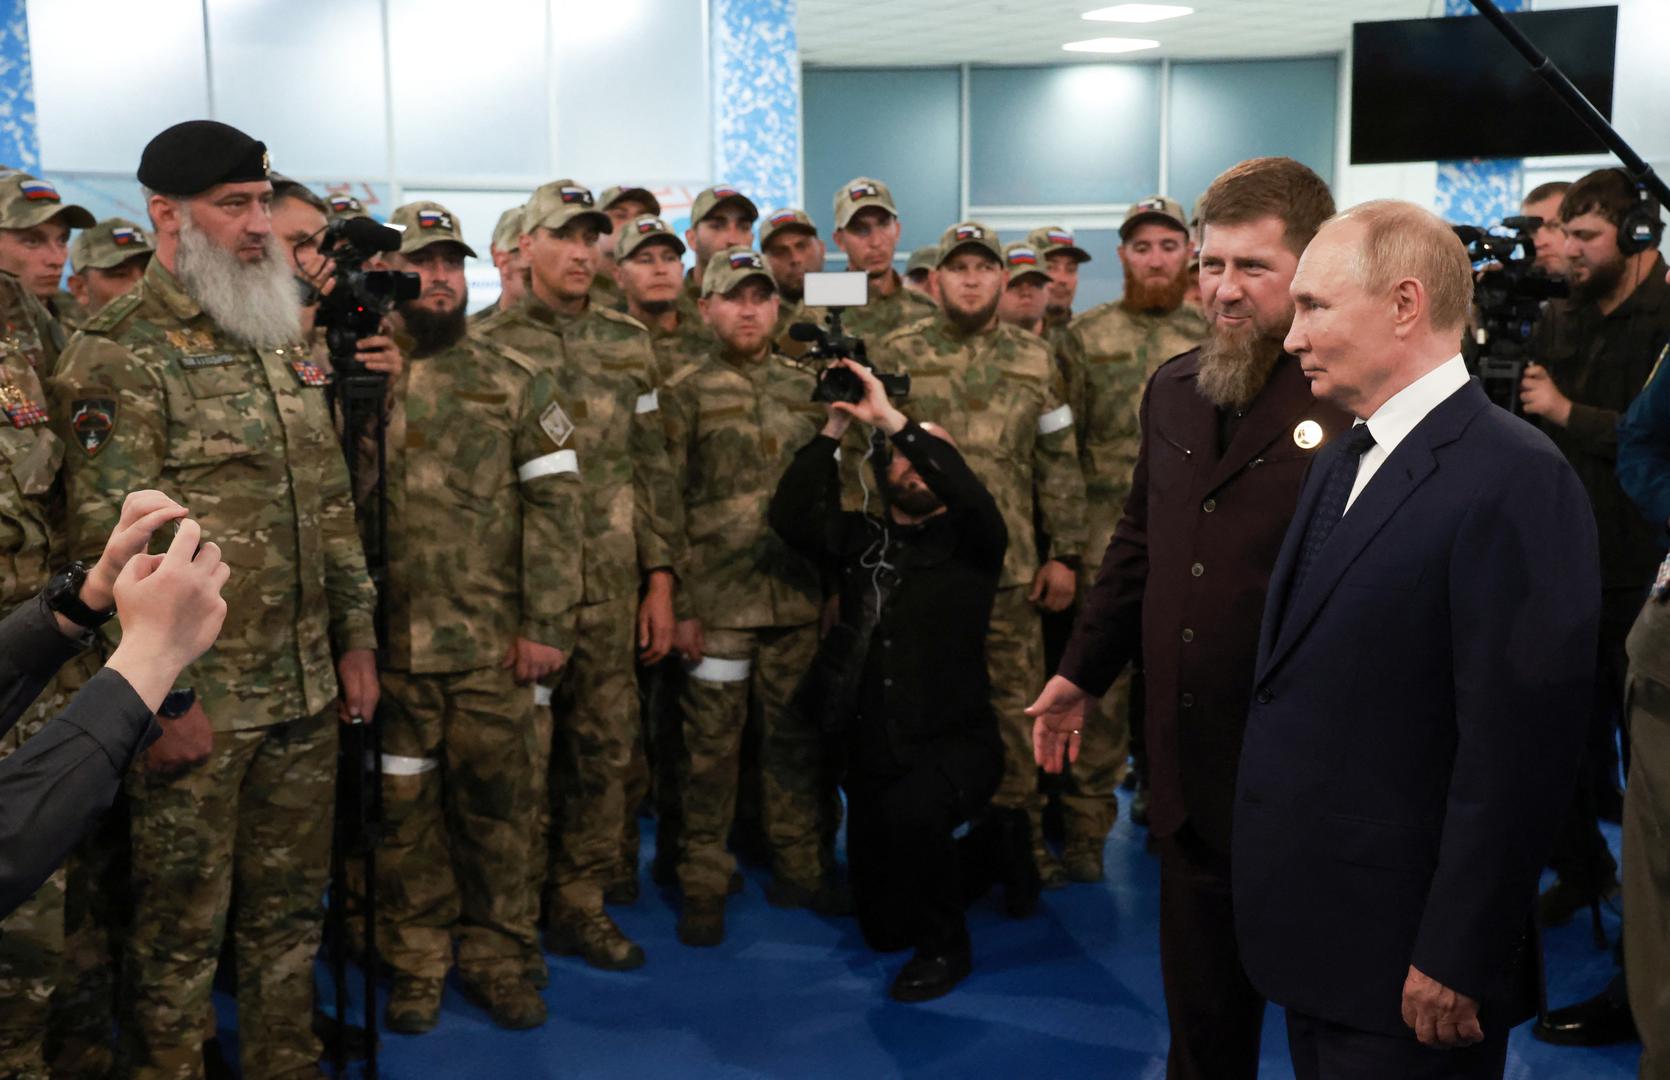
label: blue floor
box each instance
[274,791,1640,1079]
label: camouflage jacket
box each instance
[829,271,936,346]
[659,347,823,629]
[646,312,714,387]
[49,259,378,731]
[477,296,682,605]
[871,314,1088,589]
[0,274,65,605]
[1062,301,1208,505]
[375,331,583,672]
[50,290,89,334]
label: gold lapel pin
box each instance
[1293,420,1323,449]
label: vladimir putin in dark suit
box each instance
[1234,201,1600,1079]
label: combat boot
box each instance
[1035,845,1069,890]
[544,907,646,971]
[1062,839,1105,883]
[384,975,444,1035]
[677,898,726,947]
[605,874,640,906]
[765,874,853,917]
[524,946,550,989]
[458,971,547,1030]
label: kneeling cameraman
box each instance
[769,359,1027,1003]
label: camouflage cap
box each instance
[0,173,95,231]
[524,179,613,236]
[617,214,687,260]
[1002,241,1050,286]
[936,221,1004,267]
[700,246,775,298]
[833,176,897,230]
[388,200,478,258]
[759,207,818,250]
[905,245,940,275]
[600,185,661,217]
[690,185,758,228]
[490,205,525,254]
[69,217,155,273]
[1121,195,1189,241]
[325,192,371,221]
[1026,225,1092,263]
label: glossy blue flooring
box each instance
[225,790,1639,1078]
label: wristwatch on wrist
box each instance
[44,561,116,630]
[159,688,197,720]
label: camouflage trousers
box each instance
[123,708,336,1080]
[623,659,688,876]
[988,585,1049,834]
[0,654,96,1080]
[677,623,822,900]
[378,666,538,982]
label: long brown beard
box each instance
[1195,325,1283,411]
[1120,263,1188,315]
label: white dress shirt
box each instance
[1345,354,1470,512]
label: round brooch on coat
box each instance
[1293,420,1323,449]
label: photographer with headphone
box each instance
[1518,167,1668,1049]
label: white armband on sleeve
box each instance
[518,448,579,482]
[1037,404,1074,436]
[635,390,659,414]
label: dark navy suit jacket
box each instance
[1232,378,1600,1038]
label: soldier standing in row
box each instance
[477,181,683,973]
[830,177,936,342]
[1055,197,1207,860]
[0,172,95,333]
[365,200,582,1034]
[660,249,831,945]
[997,240,1051,336]
[594,185,660,311]
[50,120,380,1079]
[759,207,825,350]
[65,219,155,324]
[678,186,758,326]
[473,205,528,327]
[870,222,1087,886]
[904,244,940,304]
[1028,225,1092,359]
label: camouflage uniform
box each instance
[49,291,89,332]
[659,260,826,901]
[370,304,583,986]
[477,285,681,921]
[868,223,1088,854]
[0,270,79,1080]
[49,258,378,1080]
[1057,293,1207,845]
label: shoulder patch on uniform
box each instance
[83,291,143,335]
[70,397,116,456]
[595,306,649,334]
[540,400,575,447]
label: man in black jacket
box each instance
[1,492,229,919]
[769,359,1011,1004]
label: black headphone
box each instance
[1613,168,1664,256]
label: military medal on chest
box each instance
[291,359,329,387]
[0,380,47,428]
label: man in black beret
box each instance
[49,119,380,1079]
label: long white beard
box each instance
[176,214,301,350]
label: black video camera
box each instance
[1453,216,1569,414]
[790,316,910,405]
[314,216,421,374]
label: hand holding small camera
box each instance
[827,359,907,435]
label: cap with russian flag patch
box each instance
[690,185,759,229]
[1003,242,1050,285]
[1120,194,1188,240]
[759,207,818,250]
[833,175,898,229]
[69,216,155,273]
[701,245,775,298]
[599,185,661,217]
[1026,225,1092,264]
[935,220,1004,267]
[0,172,95,231]
[326,193,371,222]
[388,200,477,258]
[615,214,686,261]
[524,178,613,236]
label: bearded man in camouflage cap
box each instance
[49,119,379,1080]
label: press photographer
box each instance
[768,358,1031,1005]
[1518,168,1669,947]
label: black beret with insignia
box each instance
[138,120,270,196]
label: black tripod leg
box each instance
[364,722,381,1079]
[330,734,350,1076]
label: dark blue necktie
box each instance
[1288,423,1377,602]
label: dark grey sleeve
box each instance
[0,668,158,919]
[0,592,92,741]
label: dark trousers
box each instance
[844,735,1001,957]
[1285,1009,1509,1080]
[1548,586,1643,887]
[1157,824,1265,1080]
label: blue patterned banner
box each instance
[0,0,38,171]
[711,0,801,216]
[1433,0,1524,226]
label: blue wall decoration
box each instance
[1433,0,1525,226]
[0,0,39,172]
[710,0,801,216]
